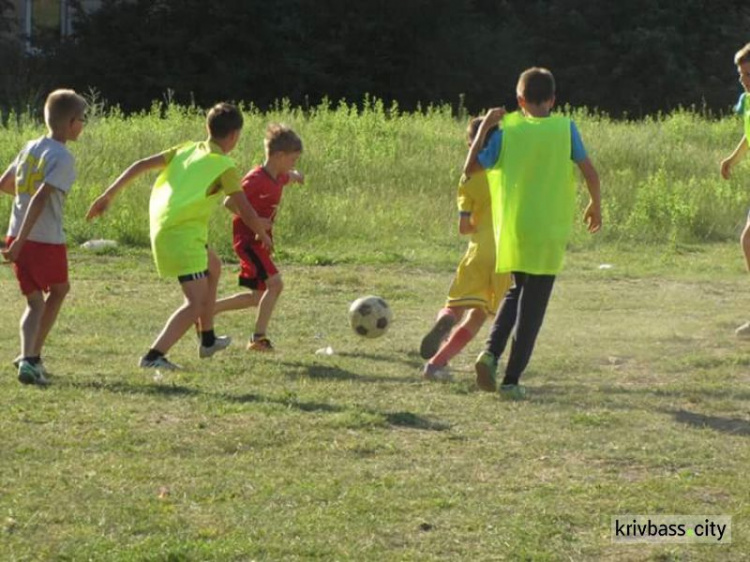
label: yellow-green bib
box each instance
[149,142,235,277]
[487,112,576,275]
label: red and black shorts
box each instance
[233,238,277,291]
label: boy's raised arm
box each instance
[463,107,505,176]
[86,154,166,220]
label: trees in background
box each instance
[2,0,750,116]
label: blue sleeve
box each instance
[477,130,502,170]
[570,121,587,163]
[735,93,746,115]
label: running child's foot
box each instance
[499,384,527,401]
[138,355,181,370]
[14,356,49,378]
[247,336,274,352]
[419,314,457,359]
[199,335,232,358]
[17,360,50,386]
[736,322,750,338]
[475,350,498,392]
[422,362,453,382]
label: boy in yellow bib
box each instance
[464,67,601,399]
[87,103,271,370]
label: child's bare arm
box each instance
[458,213,476,235]
[0,166,15,195]
[86,154,166,220]
[463,108,505,176]
[1,183,54,262]
[721,136,748,180]
[226,191,274,251]
[577,157,602,233]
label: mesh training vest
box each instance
[486,111,576,275]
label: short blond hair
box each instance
[735,43,750,65]
[44,89,87,132]
[264,124,303,155]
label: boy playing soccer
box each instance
[1,89,87,385]
[464,67,601,399]
[86,102,272,369]
[720,43,750,337]
[420,117,511,381]
[214,124,304,351]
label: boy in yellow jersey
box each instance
[464,67,601,399]
[1,89,87,385]
[87,103,272,370]
[721,43,750,337]
[420,117,511,381]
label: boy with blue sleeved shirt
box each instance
[464,67,601,399]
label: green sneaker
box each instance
[17,360,50,386]
[475,351,498,392]
[499,384,527,401]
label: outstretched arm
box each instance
[578,157,601,233]
[225,191,274,251]
[1,183,54,262]
[86,154,166,220]
[463,107,505,176]
[721,136,748,180]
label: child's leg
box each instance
[214,291,262,315]
[20,291,45,358]
[485,274,523,358]
[197,249,222,333]
[420,307,463,359]
[741,218,750,271]
[429,307,486,367]
[501,273,556,386]
[253,273,283,337]
[31,281,70,358]
[150,276,210,354]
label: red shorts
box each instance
[234,238,277,291]
[5,236,68,296]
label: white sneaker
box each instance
[138,355,181,370]
[735,322,750,338]
[422,363,453,382]
[199,335,232,358]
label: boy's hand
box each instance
[288,170,305,184]
[483,107,506,128]
[86,194,111,220]
[257,231,274,253]
[720,157,734,180]
[584,201,602,233]
[1,238,22,262]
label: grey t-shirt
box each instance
[7,136,76,244]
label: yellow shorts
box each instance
[445,241,511,315]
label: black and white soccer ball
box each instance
[348,295,392,338]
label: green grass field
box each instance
[2,103,750,560]
[1,243,750,561]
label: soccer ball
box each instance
[348,295,392,338]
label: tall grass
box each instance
[0,100,747,265]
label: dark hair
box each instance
[516,67,556,105]
[265,123,303,154]
[467,116,498,148]
[207,102,243,138]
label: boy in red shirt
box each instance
[215,124,303,350]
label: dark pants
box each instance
[485,272,556,385]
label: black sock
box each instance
[253,333,265,341]
[27,356,41,365]
[201,330,216,347]
[144,349,164,362]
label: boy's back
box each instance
[8,137,76,244]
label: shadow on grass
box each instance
[664,409,750,436]
[68,379,449,431]
[334,351,423,369]
[281,361,418,384]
